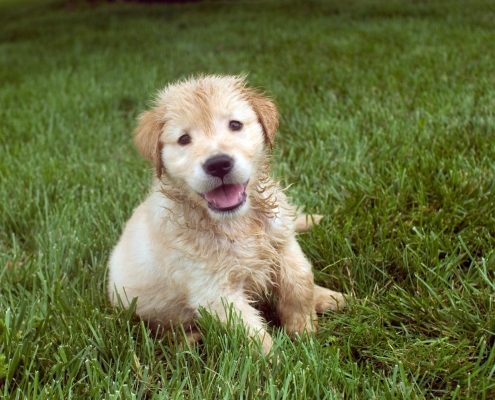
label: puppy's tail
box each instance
[295,214,323,233]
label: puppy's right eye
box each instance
[178,134,191,146]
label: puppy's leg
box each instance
[208,295,272,354]
[184,330,202,346]
[275,237,317,335]
[314,284,346,313]
[295,214,323,233]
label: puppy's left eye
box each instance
[229,120,243,131]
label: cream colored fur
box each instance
[108,75,345,354]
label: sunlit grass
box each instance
[1,0,494,398]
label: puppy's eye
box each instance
[229,120,243,131]
[178,133,191,146]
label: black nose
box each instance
[203,154,234,178]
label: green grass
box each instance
[1,0,495,398]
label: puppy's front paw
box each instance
[260,332,273,355]
[314,285,346,313]
[282,312,317,336]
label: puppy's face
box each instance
[135,76,278,219]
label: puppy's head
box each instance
[135,75,278,219]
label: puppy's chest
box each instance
[226,231,278,267]
[177,223,283,285]
[215,230,281,293]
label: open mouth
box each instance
[201,182,248,213]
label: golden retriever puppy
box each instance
[108,75,345,353]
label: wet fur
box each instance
[108,75,345,354]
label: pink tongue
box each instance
[204,184,244,209]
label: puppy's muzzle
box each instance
[203,154,234,179]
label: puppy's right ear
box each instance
[134,107,165,178]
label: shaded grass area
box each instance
[1,0,494,398]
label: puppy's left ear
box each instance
[134,106,165,178]
[244,89,279,148]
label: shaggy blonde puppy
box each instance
[108,75,345,353]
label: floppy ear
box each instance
[134,107,165,178]
[244,89,279,148]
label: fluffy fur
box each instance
[108,75,345,353]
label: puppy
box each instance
[108,75,345,353]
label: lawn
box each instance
[1,0,494,398]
